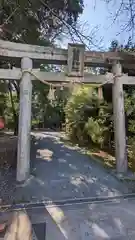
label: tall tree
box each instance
[0,0,85,133]
[0,0,84,43]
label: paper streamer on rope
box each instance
[98,87,103,99]
[47,84,56,102]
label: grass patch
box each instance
[86,148,116,169]
[60,135,116,169]
[60,134,135,173]
[85,147,135,173]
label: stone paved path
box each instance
[0,131,135,239]
[16,131,131,202]
[0,131,133,203]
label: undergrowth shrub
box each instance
[65,84,135,171]
[65,85,113,148]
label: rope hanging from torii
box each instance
[21,69,114,88]
[20,69,116,101]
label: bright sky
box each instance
[80,0,129,50]
[58,0,130,50]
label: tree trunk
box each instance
[8,81,18,135]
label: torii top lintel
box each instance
[0,40,135,71]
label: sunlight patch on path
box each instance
[46,204,77,239]
[37,149,53,161]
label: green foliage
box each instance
[4,92,19,129]
[65,83,135,154]
[0,81,7,116]
[85,117,106,146]
[65,85,113,147]
[31,64,70,129]
[124,90,135,137]
[65,86,93,142]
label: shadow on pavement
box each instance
[0,131,132,204]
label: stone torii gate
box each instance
[0,40,135,182]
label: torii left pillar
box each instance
[17,57,32,182]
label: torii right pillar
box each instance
[112,61,128,173]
